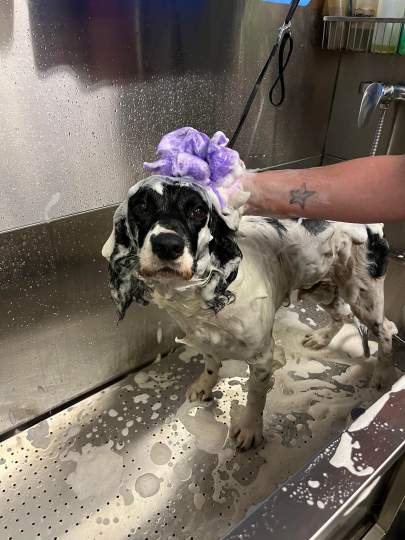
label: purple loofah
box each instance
[144,127,242,208]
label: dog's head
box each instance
[102,176,242,320]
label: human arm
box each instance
[242,155,405,223]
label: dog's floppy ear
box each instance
[102,204,149,321]
[203,208,242,313]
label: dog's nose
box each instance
[151,233,185,260]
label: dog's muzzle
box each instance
[139,228,193,281]
[151,233,185,261]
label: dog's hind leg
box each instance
[348,280,398,391]
[301,283,352,350]
[187,354,221,402]
[371,318,398,390]
[230,340,274,451]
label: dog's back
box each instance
[237,216,388,300]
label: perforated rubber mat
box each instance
[0,307,389,540]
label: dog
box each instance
[102,174,398,450]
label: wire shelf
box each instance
[322,16,405,54]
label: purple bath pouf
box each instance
[144,127,241,200]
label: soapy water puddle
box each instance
[0,306,398,540]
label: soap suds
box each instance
[135,473,162,498]
[63,442,123,501]
[349,394,390,433]
[27,420,50,449]
[177,401,228,454]
[219,360,248,378]
[66,426,81,439]
[108,409,118,417]
[194,492,206,510]
[150,442,172,465]
[133,394,150,404]
[173,460,193,481]
[349,374,405,433]
[134,372,151,385]
[308,480,320,489]
[306,317,317,327]
[391,375,405,392]
[329,324,378,359]
[330,432,374,477]
[293,360,330,379]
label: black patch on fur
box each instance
[108,255,149,320]
[366,227,389,278]
[128,183,209,256]
[263,217,287,238]
[108,216,150,320]
[300,219,329,235]
[207,369,213,374]
[206,285,235,314]
[207,210,242,313]
[209,211,241,269]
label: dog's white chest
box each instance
[150,265,275,360]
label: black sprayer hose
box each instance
[228,0,301,149]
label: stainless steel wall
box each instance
[0,0,334,233]
[0,0,336,434]
[324,54,405,160]
[323,53,405,332]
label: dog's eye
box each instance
[190,206,207,221]
[134,200,148,214]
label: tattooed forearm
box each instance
[289,183,316,209]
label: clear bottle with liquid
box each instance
[371,0,405,54]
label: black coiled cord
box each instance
[269,30,294,107]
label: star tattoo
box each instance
[289,183,316,209]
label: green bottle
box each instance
[399,24,405,55]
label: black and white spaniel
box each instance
[102,175,397,450]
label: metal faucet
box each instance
[358,82,405,155]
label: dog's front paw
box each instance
[370,365,397,392]
[302,329,332,350]
[187,377,214,402]
[230,418,263,451]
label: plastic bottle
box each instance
[399,24,405,54]
[372,0,405,53]
[327,0,349,16]
[353,0,378,17]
